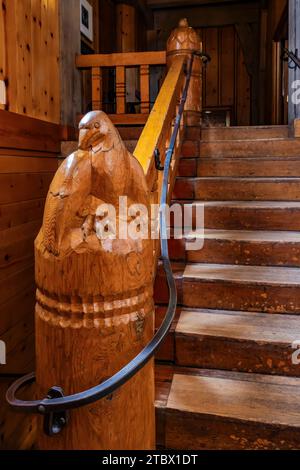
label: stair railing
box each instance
[6,19,208,449]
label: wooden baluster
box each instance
[116,65,126,113]
[35,111,155,450]
[140,64,150,114]
[92,67,102,110]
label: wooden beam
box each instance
[76,50,166,68]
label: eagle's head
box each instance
[78,110,121,152]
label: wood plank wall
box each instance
[0,0,60,124]
[265,0,288,124]
[0,110,60,449]
[199,25,251,125]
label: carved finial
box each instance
[179,18,188,28]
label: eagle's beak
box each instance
[78,128,91,150]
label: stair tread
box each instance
[200,138,290,143]
[176,308,300,344]
[183,263,300,285]
[178,176,300,181]
[186,200,300,208]
[186,228,300,243]
[167,370,300,427]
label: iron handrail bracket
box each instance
[6,52,197,432]
[282,47,300,70]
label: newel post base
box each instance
[167,18,203,126]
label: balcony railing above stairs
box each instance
[76,50,166,125]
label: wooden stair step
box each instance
[183,263,300,313]
[154,262,185,305]
[197,157,300,177]
[155,364,300,449]
[172,200,300,231]
[169,229,300,266]
[199,139,300,158]
[174,177,300,201]
[175,308,300,376]
[198,126,289,141]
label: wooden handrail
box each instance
[76,50,166,68]
[134,55,185,176]
[134,54,187,268]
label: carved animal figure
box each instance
[40,110,150,257]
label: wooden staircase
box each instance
[154,125,300,450]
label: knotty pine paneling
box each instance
[0,378,36,450]
[0,111,59,450]
[1,0,60,123]
[198,25,251,125]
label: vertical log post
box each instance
[35,111,155,449]
[167,18,203,126]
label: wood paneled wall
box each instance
[199,25,251,126]
[265,0,288,124]
[0,0,60,124]
[0,110,60,449]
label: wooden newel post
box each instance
[35,111,155,449]
[167,18,203,126]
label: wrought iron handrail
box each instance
[6,52,197,435]
[281,47,300,70]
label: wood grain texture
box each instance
[76,51,166,68]
[197,156,300,177]
[168,228,300,267]
[183,262,300,313]
[175,308,300,376]
[174,176,300,201]
[3,0,60,123]
[0,378,36,450]
[171,200,300,231]
[35,111,155,449]
[165,371,300,449]
[0,110,60,152]
[199,138,300,157]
